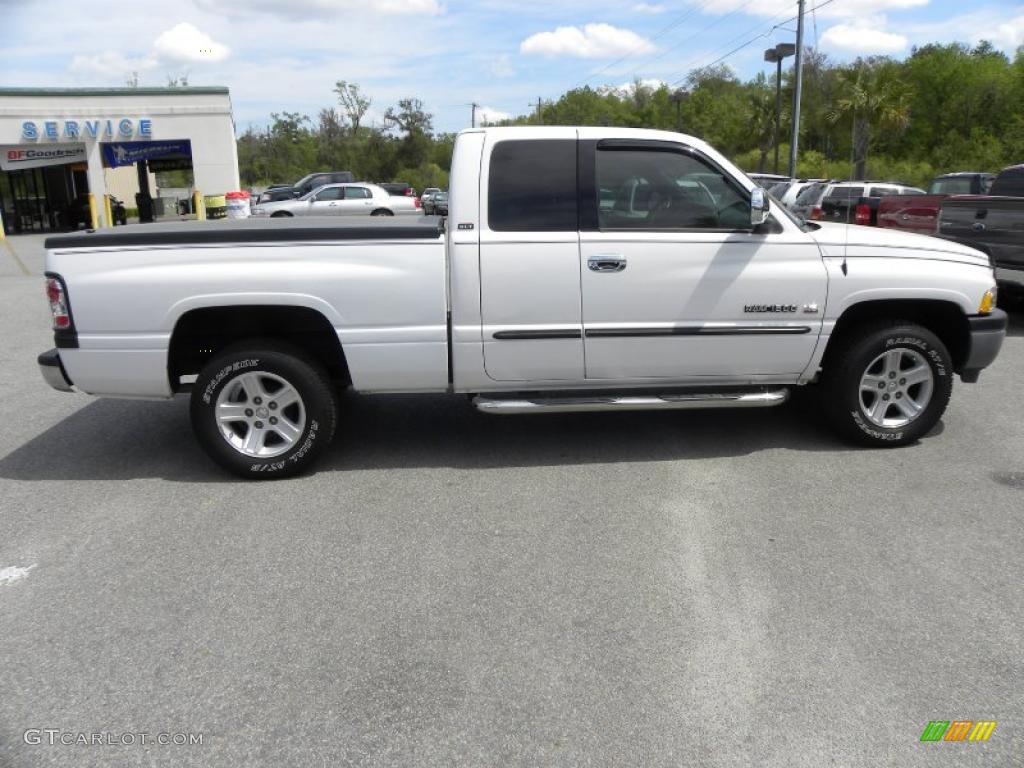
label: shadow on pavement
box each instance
[0,387,876,482]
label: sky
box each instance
[1,0,1023,134]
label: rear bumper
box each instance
[38,348,74,392]
[960,310,1007,383]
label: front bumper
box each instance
[38,348,74,392]
[960,309,1008,383]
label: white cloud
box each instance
[478,106,513,124]
[195,0,442,17]
[821,19,908,54]
[521,23,654,59]
[632,2,667,13]
[69,22,229,78]
[604,77,667,95]
[491,53,516,78]
[70,51,155,79]
[988,13,1024,50]
[152,23,230,65]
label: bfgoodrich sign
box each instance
[1,145,87,170]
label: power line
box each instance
[621,0,764,81]
[666,0,839,85]
[577,0,713,87]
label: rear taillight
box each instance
[414,198,422,209]
[810,206,823,220]
[46,277,70,330]
[854,204,871,226]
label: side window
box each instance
[313,187,343,201]
[488,139,577,231]
[344,187,371,199]
[596,149,750,230]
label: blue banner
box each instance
[102,140,191,168]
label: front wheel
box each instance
[190,343,337,478]
[370,209,394,217]
[820,321,953,447]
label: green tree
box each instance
[826,63,912,180]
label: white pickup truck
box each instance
[39,127,1007,477]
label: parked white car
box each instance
[251,183,421,218]
[39,126,1006,478]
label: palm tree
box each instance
[748,88,777,173]
[826,65,911,180]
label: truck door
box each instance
[577,137,827,380]
[478,131,584,381]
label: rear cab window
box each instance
[487,139,577,231]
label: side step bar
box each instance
[473,389,789,415]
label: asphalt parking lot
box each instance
[0,233,1021,767]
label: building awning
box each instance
[102,140,191,168]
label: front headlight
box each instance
[979,287,996,315]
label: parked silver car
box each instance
[251,183,421,218]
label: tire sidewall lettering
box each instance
[201,358,261,404]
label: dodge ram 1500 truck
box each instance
[38,127,1008,478]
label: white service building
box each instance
[0,86,239,232]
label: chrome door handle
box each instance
[588,254,627,272]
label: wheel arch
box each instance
[168,304,350,391]
[823,298,971,372]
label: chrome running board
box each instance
[473,389,789,415]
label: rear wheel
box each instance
[821,321,952,446]
[370,209,394,217]
[270,211,293,218]
[190,343,337,478]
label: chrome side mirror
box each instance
[751,187,770,227]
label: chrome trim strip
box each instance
[584,326,811,338]
[474,389,789,414]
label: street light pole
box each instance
[764,43,795,176]
[788,0,806,178]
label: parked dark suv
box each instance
[292,172,355,197]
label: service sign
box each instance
[21,118,153,140]
[0,144,87,170]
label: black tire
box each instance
[190,343,337,478]
[820,320,953,447]
[370,209,394,217]
[270,211,293,218]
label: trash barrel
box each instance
[225,191,251,219]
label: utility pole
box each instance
[470,102,478,128]
[788,0,806,178]
[534,97,543,123]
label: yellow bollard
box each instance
[104,194,113,228]
[87,193,99,230]
[193,190,206,221]
[0,208,6,240]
